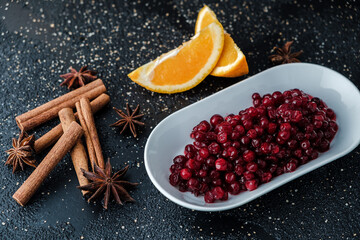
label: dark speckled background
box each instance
[0,0,359,239]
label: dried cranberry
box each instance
[240,136,251,145]
[225,172,236,183]
[260,142,271,154]
[215,158,228,171]
[234,125,245,135]
[187,178,200,191]
[185,159,201,170]
[173,155,187,165]
[212,186,225,200]
[209,170,220,179]
[278,130,291,141]
[208,142,221,155]
[243,171,255,180]
[199,148,210,159]
[245,180,258,191]
[261,172,272,183]
[204,191,215,203]
[229,181,241,195]
[198,120,211,132]
[217,132,228,144]
[235,165,245,175]
[242,119,253,130]
[252,93,261,100]
[300,140,311,150]
[260,117,269,128]
[170,164,182,173]
[267,122,277,134]
[210,114,224,127]
[169,173,180,186]
[180,168,192,180]
[285,162,297,172]
[246,162,258,172]
[216,122,233,134]
[243,150,255,162]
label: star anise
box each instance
[110,103,145,138]
[77,159,138,209]
[60,66,97,89]
[5,131,36,173]
[269,41,303,65]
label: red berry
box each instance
[199,148,210,159]
[210,114,224,127]
[187,178,200,191]
[215,158,228,171]
[245,180,258,191]
[243,171,255,180]
[180,168,192,180]
[229,181,241,195]
[278,130,291,141]
[234,125,245,135]
[198,120,211,132]
[246,129,258,139]
[169,173,180,186]
[280,122,292,132]
[243,150,255,162]
[252,93,261,100]
[268,123,277,134]
[185,158,201,170]
[246,162,258,172]
[208,142,221,155]
[212,186,225,200]
[204,191,215,203]
[260,142,271,154]
[261,172,272,183]
[216,122,232,134]
[235,165,245,175]
[217,132,228,143]
[225,172,236,183]
[300,140,311,150]
[173,155,187,166]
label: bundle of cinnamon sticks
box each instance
[13,79,110,206]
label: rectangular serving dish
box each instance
[144,63,360,211]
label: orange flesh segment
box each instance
[198,16,216,31]
[151,31,213,86]
[215,34,238,67]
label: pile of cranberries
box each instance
[169,89,338,203]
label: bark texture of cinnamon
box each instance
[76,97,105,169]
[16,79,106,132]
[13,121,83,206]
[34,93,110,153]
[59,108,90,196]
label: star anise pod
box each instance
[60,66,97,89]
[5,131,36,173]
[110,103,145,138]
[78,159,138,209]
[269,41,303,65]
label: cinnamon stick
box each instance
[76,101,97,171]
[59,108,90,195]
[13,121,83,206]
[80,97,105,169]
[16,79,106,132]
[34,93,110,153]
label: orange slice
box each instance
[195,5,249,78]
[128,22,224,94]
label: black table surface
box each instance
[0,0,359,239]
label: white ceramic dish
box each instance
[144,63,360,211]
